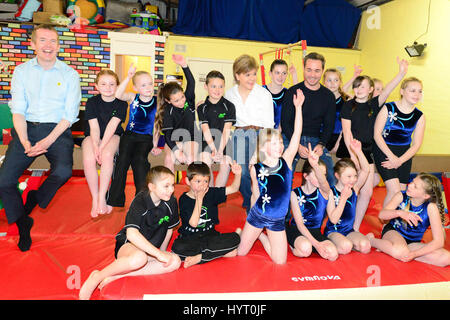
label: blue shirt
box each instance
[9,57,81,125]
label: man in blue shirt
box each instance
[0,24,81,251]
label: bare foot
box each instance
[90,200,98,218]
[79,270,101,300]
[184,254,202,268]
[97,198,111,215]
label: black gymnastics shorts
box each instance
[373,144,412,184]
[381,223,419,245]
[286,224,329,248]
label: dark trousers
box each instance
[107,131,153,207]
[171,229,240,264]
[0,123,73,223]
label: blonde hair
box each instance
[132,71,152,86]
[95,69,120,85]
[415,173,446,225]
[256,128,282,163]
[400,77,423,98]
[233,54,258,83]
[323,68,350,101]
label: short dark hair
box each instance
[186,162,211,181]
[303,52,326,69]
[270,59,288,72]
[206,70,225,84]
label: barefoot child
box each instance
[107,64,162,208]
[79,166,181,300]
[324,139,371,255]
[286,144,338,261]
[368,173,450,267]
[171,161,242,268]
[237,89,304,264]
[82,69,128,217]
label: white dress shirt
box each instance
[225,83,274,128]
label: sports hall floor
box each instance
[0,171,449,300]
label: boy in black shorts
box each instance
[171,161,242,268]
[197,70,236,187]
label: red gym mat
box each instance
[0,173,449,300]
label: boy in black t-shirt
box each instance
[198,70,236,187]
[171,161,242,268]
[79,166,181,300]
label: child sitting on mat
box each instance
[368,173,450,267]
[171,161,242,268]
[286,144,338,261]
[79,166,181,300]
[324,139,371,255]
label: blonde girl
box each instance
[373,77,425,207]
[107,65,161,208]
[237,89,304,264]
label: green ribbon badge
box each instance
[158,216,169,225]
[218,113,226,118]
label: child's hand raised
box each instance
[396,56,409,75]
[353,64,363,77]
[172,54,187,68]
[127,63,136,79]
[293,88,305,109]
[307,143,319,166]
